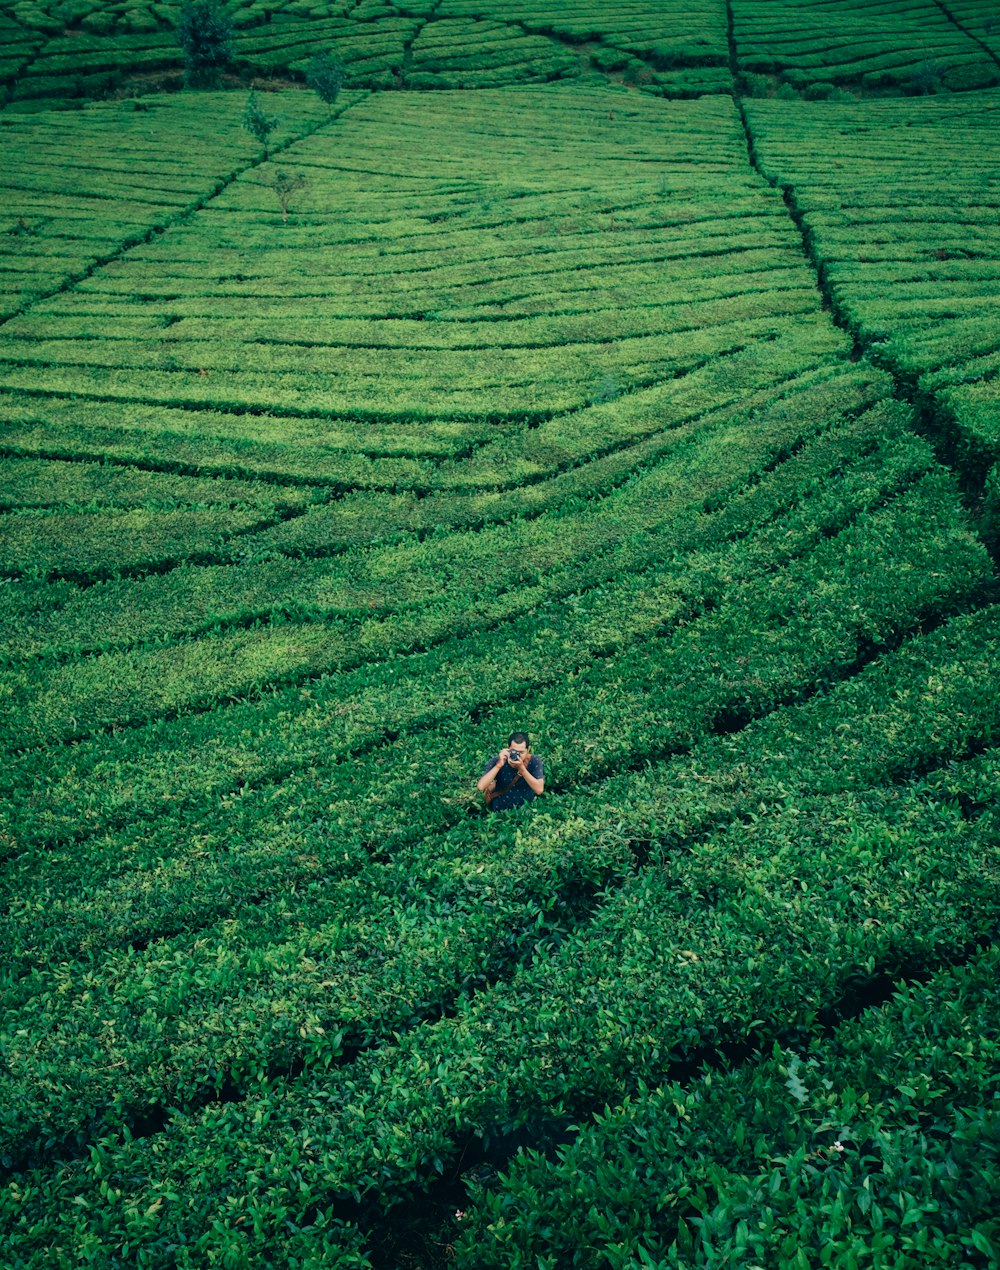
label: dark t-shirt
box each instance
[483,753,544,812]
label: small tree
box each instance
[243,89,279,157]
[305,50,346,110]
[176,0,233,89]
[266,170,308,224]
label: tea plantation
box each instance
[1,1,998,1266]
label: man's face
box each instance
[508,740,530,764]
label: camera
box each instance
[508,749,522,763]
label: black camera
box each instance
[508,749,522,763]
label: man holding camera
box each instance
[478,730,544,812]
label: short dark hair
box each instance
[508,730,529,747]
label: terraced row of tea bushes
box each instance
[744,90,1000,524]
[6,30,182,105]
[3,0,997,107]
[0,91,340,317]
[0,93,833,498]
[6,739,997,1197]
[0,310,840,488]
[3,596,997,1157]
[8,13,407,107]
[0,0,736,105]
[0,378,920,857]
[0,309,825,421]
[0,0,190,40]
[0,454,322,510]
[0,364,902,748]
[3,690,997,1265]
[0,14,41,97]
[0,503,290,581]
[1,445,980,972]
[0,8,418,106]
[731,0,1000,94]
[233,12,418,87]
[0,357,877,624]
[436,0,732,95]
[948,0,1000,60]
[0,389,487,482]
[0,7,631,105]
[454,929,1000,1268]
[406,17,580,88]
[245,354,869,555]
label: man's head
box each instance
[507,731,530,764]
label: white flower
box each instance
[832,1141,845,1152]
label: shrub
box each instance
[908,60,944,94]
[590,46,630,73]
[176,0,233,88]
[741,71,771,97]
[80,9,115,34]
[804,80,837,100]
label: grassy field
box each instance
[1,4,999,1268]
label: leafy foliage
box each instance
[265,168,309,223]
[0,60,996,1270]
[305,49,347,107]
[176,0,234,89]
[242,87,279,155]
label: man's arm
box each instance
[516,754,544,795]
[477,750,509,792]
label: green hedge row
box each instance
[0,296,822,382]
[0,368,900,746]
[436,0,729,70]
[0,471,991,1162]
[0,353,869,657]
[0,443,977,979]
[744,92,1000,496]
[0,313,835,422]
[454,926,1000,1268]
[0,323,849,504]
[3,584,996,1168]
[0,505,273,582]
[0,455,322,512]
[732,0,998,92]
[250,364,870,556]
[408,17,580,84]
[3,730,997,1265]
[0,391,927,859]
[0,90,338,316]
[4,278,821,352]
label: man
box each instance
[478,730,544,812]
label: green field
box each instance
[1,2,999,1267]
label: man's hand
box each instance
[513,749,532,771]
[479,750,510,794]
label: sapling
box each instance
[266,170,308,224]
[243,89,279,158]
